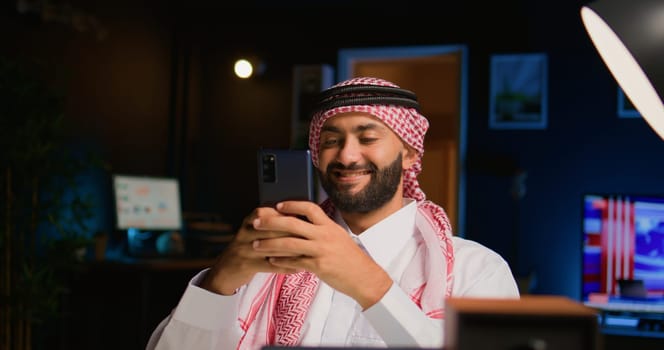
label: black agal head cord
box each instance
[312,84,421,114]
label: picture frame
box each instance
[290,64,334,149]
[617,87,641,118]
[489,53,548,130]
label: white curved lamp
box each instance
[581,0,664,140]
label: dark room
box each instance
[2,0,664,349]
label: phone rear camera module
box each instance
[262,154,276,183]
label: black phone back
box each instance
[257,148,314,206]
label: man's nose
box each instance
[337,138,362,165]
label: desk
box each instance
[585,300,664,339]
[104,256,215,345]
[98,255,216,271]
[65,256,215,350]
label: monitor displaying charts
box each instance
[112,174,182,231]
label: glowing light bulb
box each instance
[234,59,253,79]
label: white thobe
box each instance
[147,199,520,350]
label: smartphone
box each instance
[257,148,315,206]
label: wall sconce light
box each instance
[234,59,254,79]
[581,0,664,140]
[233,58,266,79]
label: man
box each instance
[146,77,519,350]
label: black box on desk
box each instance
[185,219,234,258]
[445,295,601,350]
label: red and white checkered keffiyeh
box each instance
[237,77,455,350]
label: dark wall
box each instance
[1,0,174,175]
[3,0,664,303]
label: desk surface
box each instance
[585,300,664,313]
[92,255,216,271]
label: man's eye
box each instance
[322,139,338,147]
[360,138,378,144]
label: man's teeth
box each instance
[336,170,370,177]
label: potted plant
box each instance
[0,56,103,350]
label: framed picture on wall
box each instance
[617,87,641,118]
[290,64,335,149]
[489,53,548,130]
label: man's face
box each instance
[316,112,416,213]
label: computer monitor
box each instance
[113,174,182,230]
[582,193,664,301]
[112,174,183,256]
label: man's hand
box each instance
[200,206,303,295]
[250,201,393,309]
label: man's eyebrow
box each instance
[321,125,341,133]
[355,123,383,132]
[320,122,384,133]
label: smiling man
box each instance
[146,77,520,350]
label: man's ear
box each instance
[402,146,418,169]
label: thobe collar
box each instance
[334,198,417,267]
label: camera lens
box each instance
[262,154,276,183]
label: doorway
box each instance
[337,45,468,235]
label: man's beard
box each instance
[318,153,403,213]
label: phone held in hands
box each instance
[257,148,315,207]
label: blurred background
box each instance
[1,0,664,349]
